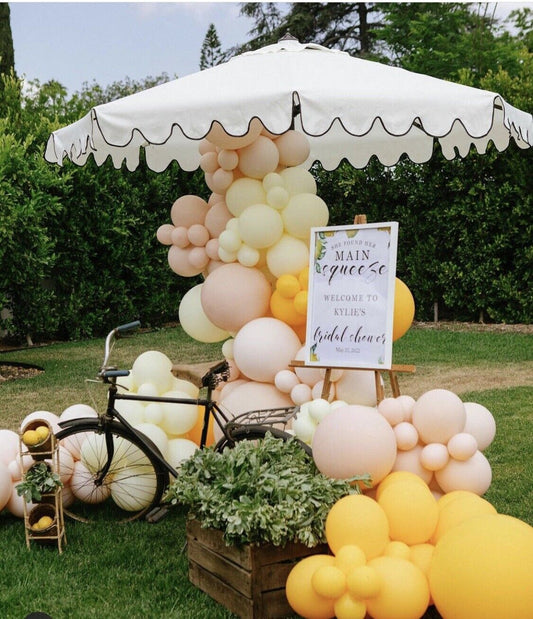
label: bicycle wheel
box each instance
[55,420,170,524]
[215,424,313,456]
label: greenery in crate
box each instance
[165,433,371,548]
[16,462,63,503]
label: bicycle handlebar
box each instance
[100,321,141,376]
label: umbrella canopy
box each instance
[45,37,532,172]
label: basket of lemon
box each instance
[27,503,58,543]
[21,420,53,460]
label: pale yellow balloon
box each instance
[110,465,158,511]
[238,204,284,249]
[266,234,310,278]
[282,193,329,239]
[280,167,317,195]
[225,177,266,216]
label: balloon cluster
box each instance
[0,351,208,517]
[286,473,533,619]
[292,388,495,497]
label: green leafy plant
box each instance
[165,433,371,548]
[16,462,63,503]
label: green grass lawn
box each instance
[0,324,531,618]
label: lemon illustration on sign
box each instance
[22,430,41,446]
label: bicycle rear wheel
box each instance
[215,425,313,456]
[55,419,169,523]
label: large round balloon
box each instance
[266,234,311,278]
[238,135,279,179]
[312,405,397,487]
[206,118,263,150]
[429,514,533,619]
[225,178,266,217]
[412,389,466,444]
[282,194,329,239]
[238,204,284,248]
[434,449,492,495]
[201,264,271,333]
[131,350,174,395]
[462,401,496,450]
[178,284,230,343]
[232,318,301,383]
[170,194,210,227]
[392,278,415,341]
[326,494,390,558]
[275,130,311,167]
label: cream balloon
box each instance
[225,178,266,217]
[131,350,174,394]
[280,167,317,195]
[159,392,199,436]
[282,193,329,239]
[110,465,158,511]
[70,460,111,504]
[238,204,284,249]
[178,284,230,343]
[266,234,310,278]
[166,438,198,469]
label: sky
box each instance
[9,1,531,96]
[10,2,257,94]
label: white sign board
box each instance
[306,222,398,369]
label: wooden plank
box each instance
[187,519,252,568]
[188,540,253,597]
[189,560,254,619]
[260,588,295,619]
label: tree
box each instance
[0,3,15,78]
[239,2,384,58]
[200,23,224,69]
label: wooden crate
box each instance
[186,519,330,619]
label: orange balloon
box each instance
[393,278,415,341]
[270,290,307,326]
[187,406,215,447]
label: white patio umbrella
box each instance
[45,37,532,172]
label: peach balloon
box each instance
[312,405,397,486]
[179,284,230,343]
[274,369,300,393]
[198,138,216,155]
[187,223,210,247]
[210,167,234,194]
[0,462,12,512]
[205,200,233,237]
[293,347,323,386]
[206,118,263,150]
[0,429,19,467]
[396,395,416,422]
[435,450,492,495]
[420,443,450,471]
[378,398,404,427]
[156,223,174,245]
[335,369,378,407]
[205,238,220,260]
[290,382,313,406]
[275,130,311,166]
[170,194,209,227]
[188,247,209,270]
[392,444,433,484]
[170,226,189,248]
[232,318,301,383]
[168,245,204,277]
[462,402,496,450]
[266,234,310,278]
[199,151,219,174]
[447,432,478,461]
[217,149,239,171]
[216,381,293,441]
[201,264,271,332]
[412,389,466,444]
[393,422,419,451]
[7,485,35,518]
[225,177,266,217]
[238,135,279,179]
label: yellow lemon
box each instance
[35,425,50,441]
[22,430,40,446]
[37,515,54,529]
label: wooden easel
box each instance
[295,213,415,403]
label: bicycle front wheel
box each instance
[55,420,170,523]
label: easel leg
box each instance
[374,371,385,403]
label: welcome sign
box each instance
[306,222,398,369]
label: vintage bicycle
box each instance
[55,321,307,523]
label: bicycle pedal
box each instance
[145,506,169,523]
